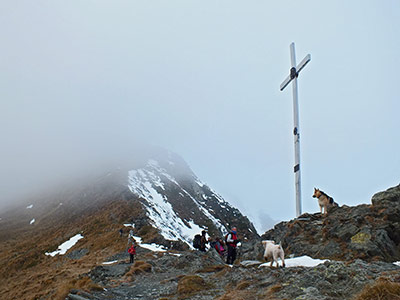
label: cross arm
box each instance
[296,54,311,74]
[280,54,311,91]
[280,74,292,91]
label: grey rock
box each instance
[240,260,262,267]
[371,184,400,206]
[89,263,131,284]
[66,248,89,260]
[67,294,90,300]
[317,241,342,258]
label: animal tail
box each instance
[329,197,339,207]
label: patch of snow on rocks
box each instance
[45,234,84,257]
[259,255,328,268]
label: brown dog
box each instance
[312,188,338,215]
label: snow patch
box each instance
[30,218,35,225]
[394,261,400,267]
[130,235,167,252]
[124,223,135,228]
[195,178,204,188]
[45,234,84,257]
[102,260,118,265]
[259,255,328,268]
[26,204,33,209]
[140,243,167,252]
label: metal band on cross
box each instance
[280,42,311,217]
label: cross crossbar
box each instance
[280,54,311,91]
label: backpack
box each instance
[224,233,229,243]
[193,234,201,249]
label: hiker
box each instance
[127,229,135,246]
[193,233,202,250]
[128,243,136,264]
[199,230,208,252]
[226,227,239,265]
[211,237,226,256]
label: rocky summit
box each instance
[0,149,400,299]
[262,184,400,263]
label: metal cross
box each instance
[280,42,311,217]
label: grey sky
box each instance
[1,1,399,232]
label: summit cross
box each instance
[280,42,311,217]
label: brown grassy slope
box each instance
[0,197,144,300]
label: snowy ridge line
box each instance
[195,176,235,211]
[127,158,234,245]
[127,163,204,247]
[148,159,228,235]
[147,159,180,186]
[180,187,228,235]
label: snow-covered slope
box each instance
[126,154,258,247]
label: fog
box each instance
[1,1,400,232]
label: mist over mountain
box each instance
[0,147,258,245]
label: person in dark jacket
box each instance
[199,230,208,252]
[226,227,239,264]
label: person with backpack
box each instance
[213,237,226,256]
[127,229,135,246]
[128,243,136,264]
[225,227,239,265]
[193,233,202,249]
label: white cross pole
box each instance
[280,42,311,217]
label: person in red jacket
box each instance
[226,227,239,265]
[128,243,136,264]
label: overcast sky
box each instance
[1,1,399,233]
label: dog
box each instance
[312,188,338,215]
[262,240,285,268]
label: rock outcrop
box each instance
[262,184,400,262]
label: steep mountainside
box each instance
[0,149,258,299]
[126,152,258,247]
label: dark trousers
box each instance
[226,245,237,264]
[130,254,134,264]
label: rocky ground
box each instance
[2,181,400,300]
[65,185,400,300]
[66,248,400,300]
